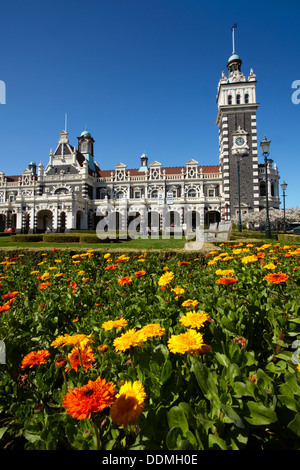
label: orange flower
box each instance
[105,264,118,270]
[134,271,146,278]
[66,345,95,373]
[2,291,19,299]
[216,277,238,285]
[0,302,11,312]
[39,282,51,290]
[67,280,77,293]
[118,276,132,286]
[177,261,190,265]
[62,377,116,420]
[264,273,289,284]
[21,350,51,368]
[55,357,67,368]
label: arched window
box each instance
[151,190,158,198]
[260,181,266,197]
[187,189,196,198]
[236,94,241,105]
[228,95,232,105]
[245,93,249,104]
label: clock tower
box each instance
[216,27,260,222]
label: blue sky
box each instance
[0,0,299,208]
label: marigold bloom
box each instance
[62,377,116,420]
[113,329,146,353]
[118,276,132,286]
[158,271,174,287]
[215,269,235,276]
[263,263,277,270]
[241,255,258,264]
[168,329,211,356]
[180,310,211,329]
[139,323,166,339]
[181,299,199,308]
[297,363,300,373]
[105,264,118,270]
[134,270,146,278]
[264,272,289,284]
[2,291,19,299]
[0,302,11,312]
[41,272,51,280]
[21,350,51,368]
[171,286,185,298]
[104,253,111,259]
[177,261,190,265]
[110,381,146,427]
[51,333,93,349]
[102,318,128,331]
[66,345,95,373]
[216,277,238,285]
[67,280,77,293]
[39,282,51,290]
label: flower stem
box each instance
[91,413,101,450]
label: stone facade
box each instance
[0,48,280,234]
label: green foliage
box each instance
[0,241,299,450]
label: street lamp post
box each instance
[260,136,272,239]
[280,180,288,233]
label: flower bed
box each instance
[0,241,299,450]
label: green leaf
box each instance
[222,404,245,428]
[287,413,300,438]
[190,358,220,403]
[0,427,8,439]
[166,426,183,450]
[167,406,189,435]
[208,434,228,450]
[160,360,172,383]
[244,401,277,425]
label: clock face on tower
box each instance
[236,137,245,146]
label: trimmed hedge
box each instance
[278,233,300,243]
[10,234,44,242]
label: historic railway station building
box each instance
[0,46,281,234]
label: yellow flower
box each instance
[168,329,211,356]
[48,266,58,271]
[158,271,174,287]
[215,269,235,276]
[241,255,258,264]
[181,299,199,308]
[54,273,65,277]
[55,259,62,263]
[110,381,146,427]
[31,270,39,275]
[171,286,185,298]
[51,333,93,349]
[139,323,166,339]
[41,272,51,280]
[101,318,128,331]
[263,263,277,270]
[113,329,146,353]
[104,253,111,259]
[180,310,211,329]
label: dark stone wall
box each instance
[224,108,257,213]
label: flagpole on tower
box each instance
[232,23,237,54]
